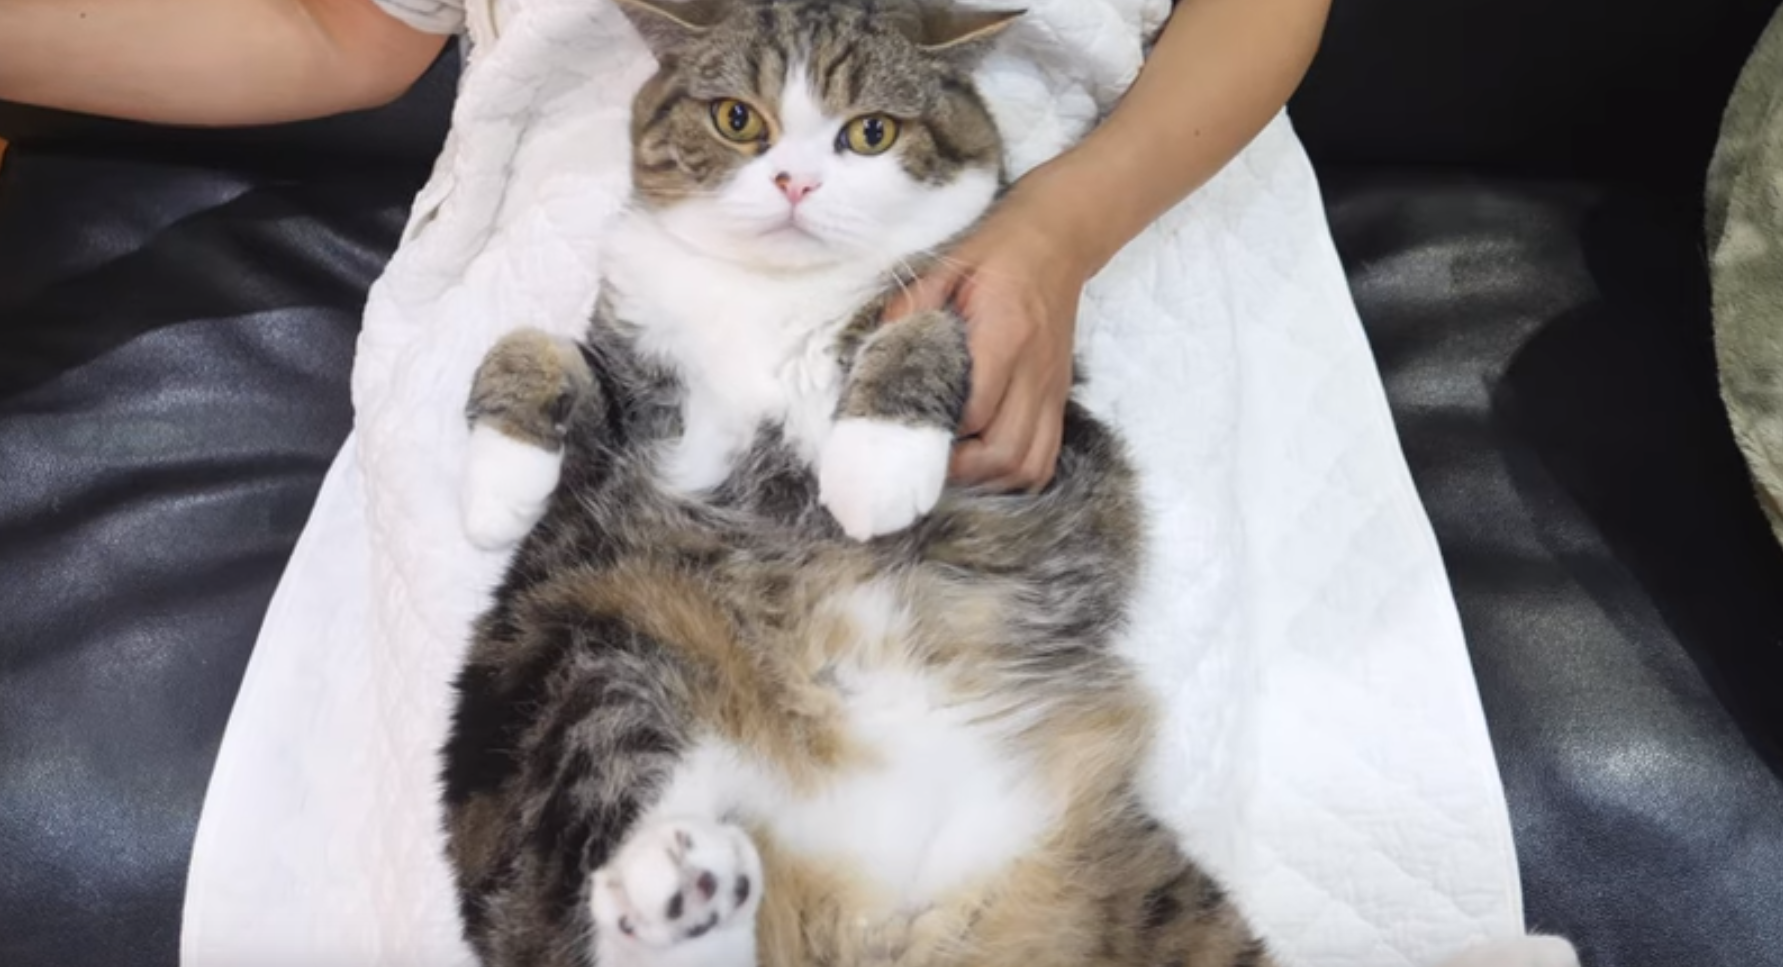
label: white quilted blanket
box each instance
[181,1,1524,965]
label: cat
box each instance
[440,3,1582,967]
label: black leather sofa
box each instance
[4,2,1781,966]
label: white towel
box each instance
[181,2,1524,965]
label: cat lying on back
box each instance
[441,2,1581,967]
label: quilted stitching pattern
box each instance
[182,3,1521,965]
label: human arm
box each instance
[0,0,450,126]
[888,0,1332,490]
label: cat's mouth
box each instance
[759,218,822,242]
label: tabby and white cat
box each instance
[441,3,1580,967]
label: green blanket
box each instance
[1708,4,1783,548]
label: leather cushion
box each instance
[0,150,424,967]
[1320,168,1783,967]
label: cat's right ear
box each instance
[611,0,713,58]
[916,8,1025,68]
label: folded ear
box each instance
[611,0,716,58]
[917,8,1025,67]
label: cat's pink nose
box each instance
[774,172,821,204]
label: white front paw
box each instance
[591,819,762,967]
[818,418,952,542]
[461,424,563,550]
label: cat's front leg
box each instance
[591,818,763,967]
[461,328,599,549]
[819,309,970,541]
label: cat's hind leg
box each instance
[461,328,597,549]
[591,818,763,967]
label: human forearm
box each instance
[893,0,1330,489]
[1021,0,1331,275]
[0,0,447,125]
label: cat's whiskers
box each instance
[895,248,993,296]
[888,259,921,302]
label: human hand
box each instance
[881,174,1094,492]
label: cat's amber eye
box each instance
[840,115,901,156]
[710,98,767,144]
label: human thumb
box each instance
[881,264,962,324]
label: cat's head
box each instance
[615,0,1020,272]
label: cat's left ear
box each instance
[917,8,1025,68]
[611,0,715,59]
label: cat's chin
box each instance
[656,219,890,277]
[729,229,857,274]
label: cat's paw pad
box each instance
[591,819,762,951]
[1437,935,1580,967]
[461,423,563,550]
[818,419,951,542]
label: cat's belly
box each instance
[777,668,1053,901]
[642,587,1056,909]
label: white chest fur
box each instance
[602,215,887,494]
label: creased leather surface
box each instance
[1320,172,1783,967]
[0,53,455,967]
[0,154,425,967]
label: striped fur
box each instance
[623,0,1008,204]
[439,3,1280,966]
